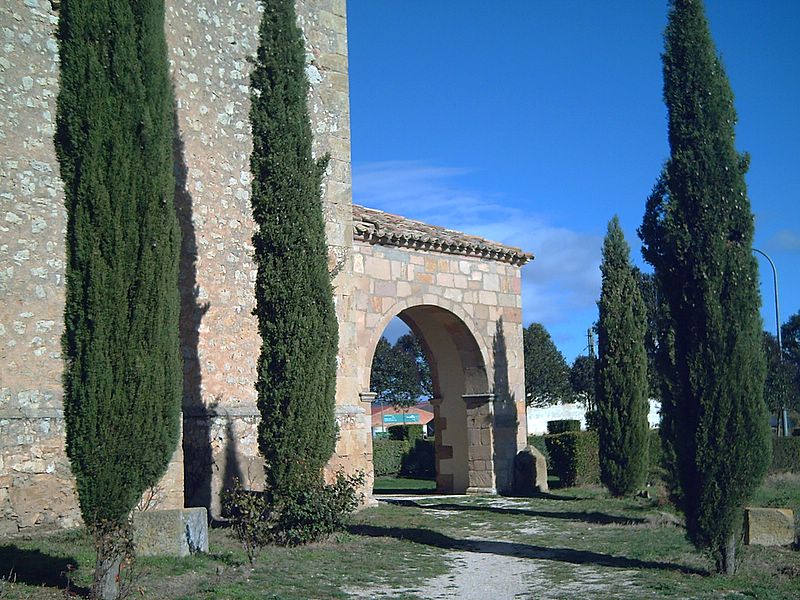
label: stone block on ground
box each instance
[513,446,548,496]
[744,507,795,546]
[133,507,208,557]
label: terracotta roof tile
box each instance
[352,204,533,266]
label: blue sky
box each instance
[346,1,800,362]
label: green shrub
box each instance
[526,435,551,466]
[373,437,434,477]
[547,420,581,435]
[223,470,364,558]
[388,424,423,441]
[545,431,599,487]
[400,439,435,478]
[373,439,407,476]
[771,437,800,473]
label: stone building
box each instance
[0,0,531,532]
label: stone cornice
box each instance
[353,205,533,267]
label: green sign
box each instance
[383,413,420,424]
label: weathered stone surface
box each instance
[513,446,549,496]
[744,507,796,546]
[133,507,209,557]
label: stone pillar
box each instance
[429,397,455,493]
[463,393,496,495]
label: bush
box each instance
[547,420,581,435]
[400,439,435,478]
[771,437,800,473]
[388,424,423,442]
[223,470,364,559]
[545,431,599,487]
[526,435,550,466]
[373,439,407,476]
[373,437,434,477]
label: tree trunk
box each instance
[719,534,737,575]
[91,528,122,600]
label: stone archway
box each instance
[368,304,490,493]
[350,205,531,496]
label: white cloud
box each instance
[770,229,800,253]
[352,160,602,326]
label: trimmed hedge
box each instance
[545,430,599,487]
[547,420,581,435]
[771,436,800,473]
[388,424,423,442]
[373,437,434,477]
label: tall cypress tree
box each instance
[55,0,181,596]
[596,217,649,497]
[249,0,338,499]
[639,0,770,574]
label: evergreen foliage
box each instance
[596,217,649,497]
[249,0,338,499]
[639,0,771,574]
[523,323,572,406]
[55,0,181,595]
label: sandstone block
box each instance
[133,508,208,557]
[744,507,795,546]
[513,446,549,496]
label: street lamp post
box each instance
[753,247,789,436]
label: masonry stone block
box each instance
[744,508,796,546]
[133,508,209,557]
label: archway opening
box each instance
[368,305,490,494]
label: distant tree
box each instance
[570,355,596,409]
[639,0,770,574]
[596,217,650,497]
[395,333,434,400]
[523,323,571,406]
[764,332,799,415]
[370,334,432,410]
[250,0,338,500]
[782,311,800,400]
[55,0,181,596]
[782,312,800,360]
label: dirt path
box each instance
[360,496,638,600]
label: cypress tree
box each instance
[596,217,649,497]
[249,0,338,499]
[55,0,181,596]
[639,0,770,574]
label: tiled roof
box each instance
[352,204,533,266]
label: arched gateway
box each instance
[347,206,531,495]
[0,0,533,531]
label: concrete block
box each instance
[133,507,208,557]
[744,507,795,546]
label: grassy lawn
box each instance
[373,476,437,494]
[0,475,797,599]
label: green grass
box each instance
[373,476,437,493]
[1,479,798,599]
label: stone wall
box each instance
[352,240,529,493]
[1,0,76,534]
[0,0,353,529]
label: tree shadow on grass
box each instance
[384,499,648,526]
[349,524,706,575]
[0,545,89,596]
